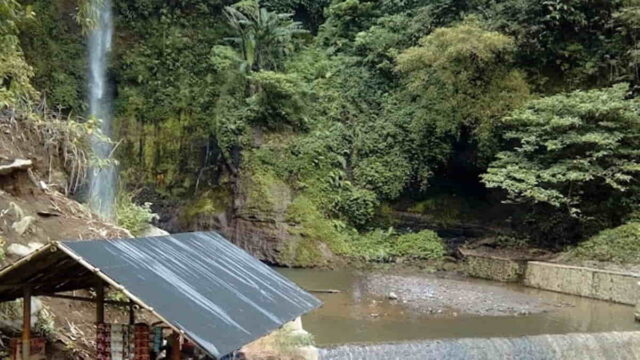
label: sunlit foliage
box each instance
[483,84,640,223]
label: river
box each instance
[278,268,640,346]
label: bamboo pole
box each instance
[42,294,130,307]
[22,287,31,360]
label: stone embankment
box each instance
[464,252,640,306]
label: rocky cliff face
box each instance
[157,163,336,267]
[172,170,297,265]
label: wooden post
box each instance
[22,287,31,360]
[128,300,135,325]
[169,331,181,360]
[96,280,105,325]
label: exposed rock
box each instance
[140,225,170,237]
[226,217,291,264]
[8,201,24,219]
[11,215,35,235]
[223,168,297,264]
[28,242,44,251]
[0,159,32,176]
[294,346,319,360]
[241,317,318,360]
[7,243,33,257]
[286,317,304,332]
[388,292,399,300]
[37,210,61,217]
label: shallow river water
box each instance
[278,268,640,346]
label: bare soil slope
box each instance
[0,110,131,358]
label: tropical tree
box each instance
[395,18,530,166]
[224,1,307,73]
[483,84,640,224]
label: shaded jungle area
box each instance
[4,0,640,267]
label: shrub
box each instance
[116,192,157,236]
[248,71,309,130]
[570,222,640,264]
[392,230,445,260]
[353,154,412,200]
[347,228,397,262]
[331,187,379,228]
[346,228,445,262]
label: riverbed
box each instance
[278,268,640,346]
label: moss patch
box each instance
[280,196,349,267]
[182,187,232,220]
[240,162,292,220]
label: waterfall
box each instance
[320,332,640,360]
[87,0,116,219]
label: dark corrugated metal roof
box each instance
[58,232,321,358]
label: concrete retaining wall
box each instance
[465,255,526,282]
[524,261,640,305]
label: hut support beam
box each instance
[96,280,104,324]
[129,300,135,325]
[169,331,181,360]
[22,287,31,360]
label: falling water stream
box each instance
[87,0,116,219]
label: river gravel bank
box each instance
[363,272,563,316]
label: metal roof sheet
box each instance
[56,232,321,358]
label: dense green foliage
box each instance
[570,222,640,264]
[1,0,36,106]
[10,0,640,264]
[396,19,530,164]
[484,85,640,225]
[347,229,445,262]
[483,85,640,243]
[1,0,97,193]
